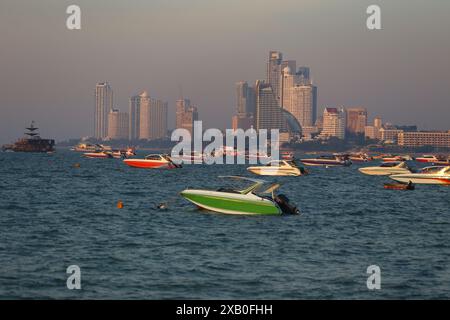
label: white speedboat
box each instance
[247,160,306,176]
[390,166,450,185]
[300,155,352,167]
[358,161,412,176]
[180,176,300,215]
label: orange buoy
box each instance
[117,201,124,209]
[74,163,81,168]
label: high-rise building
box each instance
[281,60,296,74]
[364,116,383,140]
[129,94,141,140]
[235,81,256,115]
[180,106,199,137]
[255,80,283,131]
[374,116,383,129]
[176,98,198,136]
[139,91,168,140]
[266,51,283,102]
[297,67,310,81]
[94,82,113,139]
[108,109,129,140]
[346,107,368,134]
[319,107,346,140]
[176,98,191,129]
[281,66,317,128]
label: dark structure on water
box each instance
[2,121,55,153]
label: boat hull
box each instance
[180,189,282,215]
[247,167,301,176]
[358,167,411,176]
[123,159,170,169]
[390,175,450,185]
[300,159,351,167]
[83,152,112,159]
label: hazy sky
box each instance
[1,0,449,143]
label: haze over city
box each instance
[1,0,449,143]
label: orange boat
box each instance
[123,154,180,169]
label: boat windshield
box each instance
[217,176,265,195]
[145,154,162,160]
[286,160,298,167]
[420,166,445,174]
[380,162,399,167]
[319,155,335,160]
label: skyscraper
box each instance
[176,98,198,136]
[281,66,317,129]
[94,82,113,139]
[289,84,317,128]
[320,107,346,140]
[108,109,129,140]
[255,80,282,131]
[297,67,310,82]
[176,98,191,129]
[128,94,141,140]
[139,91,168,140]
[233,81,256,130]
[266,51,283,102]
[346,107,368,134]
[281,60,296,75]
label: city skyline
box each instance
[1,0,450,144]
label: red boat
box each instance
[415,155,446,164]
[123,154,180,169]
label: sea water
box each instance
[0,150,449,299]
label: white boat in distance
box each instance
[390,166,450,185]
[247,160,307,176]
[300,155,352,167]
[358,161,412,176]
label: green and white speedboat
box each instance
[180,176,300,216]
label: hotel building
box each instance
[319,107,346,140]
[398,131,450,148]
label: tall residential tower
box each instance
[94,82,113,139]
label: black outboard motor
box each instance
[274,194,300,215]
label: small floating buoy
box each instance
[74,163,81,168]
[117,201,124,209]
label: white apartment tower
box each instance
[108,109,129,140]
[95,82,113,139]
[139,91,168,140]
[320,107,346,140]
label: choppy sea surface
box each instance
[0,149,449,299]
